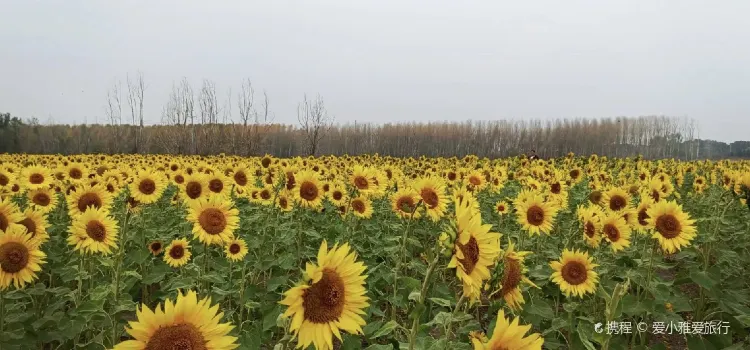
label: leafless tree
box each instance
[127,71,146,153]
[297,94,333,156]
[105,80,123,153]
[198,79,219,154]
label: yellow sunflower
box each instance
[447,199,501,303]
[276,189,294,212]
[646,200,697,254]
[16,208,50,244]
[390,188,422,219]
[280,240,369,350]
[578,206,602,248]
[412,177,449,222]
[0,197,23,233]
[224,238,248,262]
[490,240,537,310]
[350,196,373,219]
[495,200,510,215]
[180,173,208,203]
[327,183,348,207]
[20,166,53,191]
[206,173,229,196]
[0,225,46,290]
[112,290,238,350]
[148,240,163,256]
[68,206,119,255]
[186,195,240,246]
[66,184,113,218]
[294,170,324,209]
[66,162,88,182]
[549,249,599,298]
[600,211,632,252]
[350,165,376,195]
[470,309,543,350]
[0,169,15,191]
[130,170,167,204]
[602,187,631,212]
[452,185,481,212]
[515,193,559,235]
[164,238,192,267]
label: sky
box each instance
[1,1,749,142]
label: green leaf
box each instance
[526,300,554,319]
[408,290,421,302]
[577,327,597,350]
[371,320,400,339]
[690,271,718,290]
[266,276,288,291]
[429,297,453,307]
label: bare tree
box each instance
[297,94,333,156]
[105,80,123,153]
[127,71,146,153]
[198,79,219,154]
[251,90,274,155]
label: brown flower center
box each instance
[69,168,83,179]
[279,197,288,208]
[299,181,319,201]
[500,257,522,296]
[651,190,660,202]
[456,236,480,275]
[420,188,439,208]
[570,169,580,179]
[169,245,185,259]
[655,214,681,239]
[86,220,107,242]
[285,173,296,190]
[447,172,457,181]
[77,193,103,212]
[397,196,416,213]
[332,191,343,201]
[302,268,346,323]
[551,183,561,194]
[19,218,37,236]
[174,174,185,184]
[637,208,649,226]
[526,205,545,226]
[150,241,163,254]
[353,176,369,190]
[260,189,271,200]
[198,208,227,235]
[351,199,366,213]
[261,157,272,168]
[0,213,8,231]
[185,182,202,199]
[603,223,620,242]
[139,179,156,195]
[233,171,247,186]
[229,243,241,254]
[584,222,596,238]
[170,164,179,171]
[144,323,207,350]
[588,191,602,204]
[468,176,481,186]
[209,179,224,193]
[561,261,588,285]
[29,173,45,184]
[0,173,9,186]
[609,195,627,211]
[0,242,29,273]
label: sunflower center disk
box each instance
[584,222,596,238]
[185,182,202,199]
[139,179,156,195]
[86,220,107,242]
[170,245,185,259]
[77,193,103,212]
[456,236,480,275]
[209,179,223,193]
[233,172,247,186]
[551,183,561,194]
[351,200,366,213]
[300,181,319,201]
[420,189,439,208]
[603,224,620,241]
[638,210,649,226]
[561,261,588,285]
[198,208,227,235]
[70,169,82,179]
[0,174,9,186]
[302,268,346,323]
[150,242,162,253]
[0,214,8,231]
[285,174,296,190]
[174,175,185,184]
[526,206,545,226]
[29,173,45,184]
[260,190,271,200]
[397,197,415,213]
[501,258,522,295]
[143,323,207,350]
[609,195,627,211]
[589,191,602,204]
[469,176,481,186]
[0,242,30,273]
[279,198,288,208]
[332,191,343,201]
[19,218,37,236]
[229,243,241,254]
[354,176,369,190]
[656,214,681,239]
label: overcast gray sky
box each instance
[2,1,749,142]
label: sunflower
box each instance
[549,249,599,298]
[350,165,376,195]
[161,238,193,267]
[294,170,324,209]
[230,165,253,189]
[470,309,543,350]
[350,196,373,219]
[452,185,481,212]
[495,200,510,215]
[148,240,164,256]
[447,199,501,303]
[600,211,632,252]
[66,184,113,218]
[0,225,46,290]
[130,170,167,204]
[390,188,422,219]
[224,238,248,262]
[280,240,369,350]
[186,195,239,246]
[646,200,697,254]
[0,169,15,191]
[20,166,53,190]
[206,173,229,196]
[0,197,23,233]
[515,193,559,235]
[66,162,88,182]
[578,206,602,248]
[276,190,294,212]
[602,187,631,212]
[327,183,348,207]
[412,177,449,222]
[490,240,537,310]
[464,169,487,192]
[112,290,238,350]
[68,206,119,255]
[16,208,50,244]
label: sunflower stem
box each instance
[203,243,210,294]
[0,290,5,339]
[111,209,130,347]
[392,201,422,320]
[408,253,440,350]
[640,242,657,303]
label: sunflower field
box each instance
[1,153,750,350]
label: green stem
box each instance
[1,290,5,340]
[640,243,657,303]
[111,210,130,346]
[392,201,422,320]
[203,243,210,294]
[408,254,440,350]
